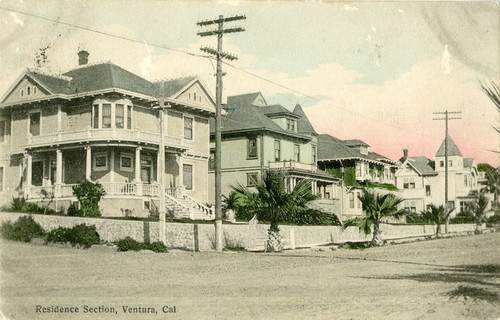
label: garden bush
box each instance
[72,180,105,217]
[0,215,45,242]
[67,203,83,217]
[114,237,167,252]
[450,211,476,224]
[45,224,100,247]
[3,197,55,215]
[487,213,500,224]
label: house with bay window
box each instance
[395,136,482,216]
[208,92,341,216]
[0,51,215,219]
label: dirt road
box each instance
[1,233,499,320]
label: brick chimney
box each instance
[78,50,89,65]
[403,149,408,160]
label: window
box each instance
[27,86,30,95]
[0,119,5,143]
[143,200,151,211]
[247,172,258,187]
[32,161,43,186]
[356,191,361,208]
[29,112,41,136]
[33,86,37,95]
[120,153,133,172]
[440,161,444,167]
[294,144,300,162]
[274,140,281,161]
[356,164,361,177]
[404,201,416,213]
[183,164,193,190]
[209,149,215,170]
[127,105,132,129]
[184,117,193,140]
[102,104,111,128]
[447,201,455,210]
[403,182,415,189]
[0,167,3,191]
[93,153,108,171]
[349,193,355,208]
[312,145,317,163]
[248,137,257,158]
[286,119,291,131]
[115,104,124,129]
[464,175,468,187]
[425,185,431,196]
[290,120,295,132]
[92,104,99,129]
[426,204,432,211]
[21,89,24,97]
[460,201,467,212]
[194,93,197,101]
[448,160,453,167]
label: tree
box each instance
[230,170,317,252]
[344,190,405,247]
[466,189,490,233]
[484,169,500,208]
[419,204,447,238]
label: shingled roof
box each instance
[211,92,311,140]
[2,62,201,107]
[407,157,437,176]
[435,135,463,157]
[318,134,396,165]
[293,104,317,136]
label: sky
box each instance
[0,0,498,166]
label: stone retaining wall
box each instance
[0,212,477,251]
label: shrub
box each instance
[487,213,500,224]
[4,197,55,215]
[147,242,168,253]
[450,211,476,224]
[114,237,168,252]
[0,215,45,242]
[67,203,83,216]
[72,181,105,217]
[45,224,100,247]
[115,237,144,251]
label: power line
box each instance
[0,5,456,144]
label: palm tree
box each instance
[466,189,490,233]
[344,190,405,247]
[484,169,500,208]
[419,204,447,238]
[231,170,317,252]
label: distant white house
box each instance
[396,135,482,215]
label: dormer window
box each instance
[286,119,296,132]
[92,99,133,130]
[194,93,197,101]
[21,90,24,97]
[27,86,31,95]
[33,86,37,95]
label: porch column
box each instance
[85,146,92,181]
[135,147,141,182]
[311,180,317,196]
[110,149,115,183]
[25,153,32,198]
[56,149,62,197]
[177,153,184,197]
[135,147,142,196]
[57,105,62,141]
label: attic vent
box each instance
[78,50,89,65]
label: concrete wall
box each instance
[0,212,478,251]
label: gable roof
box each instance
[293,104,317,136]
[435,135,463,157]
[27,71,72,94]
[211,92,311,140]
[407,157,437,176]
[226,92,265,107]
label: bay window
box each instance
[91,99,133,129]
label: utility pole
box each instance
[433,110,462,233]
[197,15,245,252]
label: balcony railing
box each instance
[269,160,317,172]
[27,128,183,148]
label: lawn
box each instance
[1,233,499,319]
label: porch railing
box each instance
[27,128,184,149]
[26,182,160,199]
[269,160,317,172]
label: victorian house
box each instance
[395,135,481,215]
[208,92,341,215]
[0,51,215,219]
